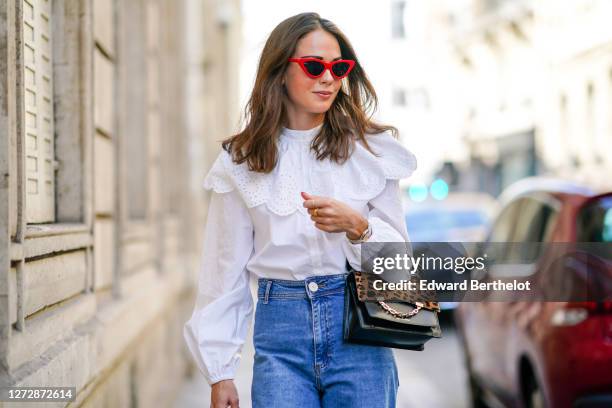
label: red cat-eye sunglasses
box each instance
[287,57,355,80]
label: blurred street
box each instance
[394,318,469,408]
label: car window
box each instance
[577,196,612,243]
[514,197,558,242]
[507,197,559,263]
[541,208,559,242]
[483,198,523,262]
[488,198,522,242]
[510,198,542,242]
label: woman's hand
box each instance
[301,192,368,240]
[211,379,240,408]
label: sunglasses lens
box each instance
[332,62,351,78]
[303,61,325,76]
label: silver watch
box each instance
[348,222,372,244]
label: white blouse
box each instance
[183,123,417,385]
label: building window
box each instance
[559,92,581,167]
[391,1,406,39]
[586,82,595,150]
[559,93,568,147]
[480,0,511,13]
[392,87,407,106]
[23,0,55,223]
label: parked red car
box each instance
[455,177,612,408]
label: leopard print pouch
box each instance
[354,271,440,312]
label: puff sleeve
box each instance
[183,160,255,385]
[343,132,417,271]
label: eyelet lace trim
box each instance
[203,130,417,216]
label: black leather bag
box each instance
[342,260,442,350]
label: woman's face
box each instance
[283,29,343,117]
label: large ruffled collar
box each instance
[203,128,417,216]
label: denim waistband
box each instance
[257,272,349,302]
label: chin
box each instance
[304,104,330,113]
[313,102,335,112]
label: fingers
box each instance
[302,199,319,209]
[313,222,335,232]
[306,200,341,225]
[310,212,333,224]
[301,195,329,209]
[308,208,338,224]
[301,193,344,234]
[307,204,340,216]
[308,207,323,217]
[210,380,239,408]
[212,396,239,408]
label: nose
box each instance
[320,67,334,83]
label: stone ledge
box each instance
[24,223,89,238]
[10,223,92,261]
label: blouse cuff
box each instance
[344,216,405,271]
[204,350,241,386]
[183,312,245,386]
[208,371,237,386]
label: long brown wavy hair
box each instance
[222,12,399,172]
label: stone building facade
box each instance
[444,0,612,193]
[0,0,241,405]
[388,0,612,195]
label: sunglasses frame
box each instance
[287,57,355,80]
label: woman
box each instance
[183,12,417,408]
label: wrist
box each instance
[211,378,234,387]
[346,216,369,241]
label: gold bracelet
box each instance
[348,222,372,244]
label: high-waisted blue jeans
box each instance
[251,272,399,408]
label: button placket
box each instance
[305,220,324,272]
[303,216,323,273]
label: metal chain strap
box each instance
[378,300,422,319]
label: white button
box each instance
[308,282,319,292]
